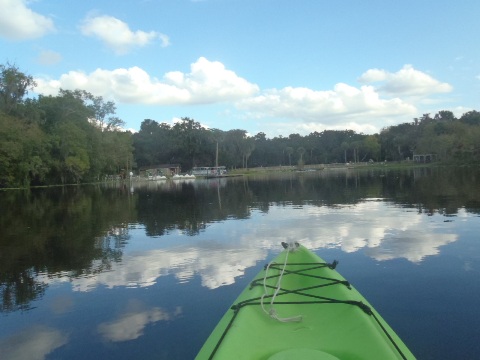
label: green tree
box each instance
[362,135,381,161]
[0,63,36,115]
[132,119,164,167]
[285,147,294,166]
[0,113,48,187]
[241,137,255,169]
[172,117,211,169]
[460,110,480,126]
[297,146,306,169]
[223,129,249,168]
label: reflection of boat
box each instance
[172,174,196,180]
[196,243,414,360]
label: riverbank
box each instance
[228,161,446,176]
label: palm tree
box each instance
[285,147,294,166]
[297,147,305,169]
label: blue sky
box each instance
[1,0,479,137]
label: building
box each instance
[139,164,181,177]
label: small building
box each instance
[413,154,437,163]
[139,164,181,177]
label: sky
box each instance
[1,0,479,137]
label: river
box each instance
[1,166,479,359]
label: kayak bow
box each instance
[196,242,415,359]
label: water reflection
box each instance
[98,300,182,342]
[26,199,461,294]
[62,243,265,291]
[0,325,68,360]
[1,167,479,311]
[1,167,480,359]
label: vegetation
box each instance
[0,63,133,188]
[132,112,480,172]
[1,63,480,188]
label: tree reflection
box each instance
[1,166,479,312]
[0,186,136,312]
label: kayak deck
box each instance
[196,243,415,359]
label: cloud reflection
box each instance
[0,325,68,360]
[98,304,181,342]
[364,229,457,262]
[71,244,265,291]
[249,201,458,262]
[59,201,459,291]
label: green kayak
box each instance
[196,242,415,360]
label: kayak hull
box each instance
[196,244,415,359]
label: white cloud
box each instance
[359,64,453,97]
[238,84,415,119]
[33,60,453,135]
[80,15,169,55]
[236,65,453,135]
[34,57,260,105]
[236,83,416,134]
[0,0,55,40]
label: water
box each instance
[1,167,479,359]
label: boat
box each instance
[195,242,415,360]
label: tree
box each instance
[222,129,248,168]
[87,94,125,131]
[362,135,381,161]
[341,141,350,163]
[102,131,134,176]
[172,117,209,169]
[241,137,255,169]
[0,63,36,115]
[297,147,306,169]
[460,110,480,126]
[133,119,164,167]
[285,147,294,166]
[435,110,456,122]
[0,113,48,187]
[51,122,90,184]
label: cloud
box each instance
[34,57,260,105]
[0,325,68,360]
[0,0,55,40]
[37,50,62,65]
[236,83,417,134]
[80,15,169,55]
[235,65,453,135]
[33,60,452,135]
[358,64,453,96]
[238,83,415,118]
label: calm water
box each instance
[1,167,480,359]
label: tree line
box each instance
[1,63,480,188]
[133,111,480,171]
[0,63,133,188]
